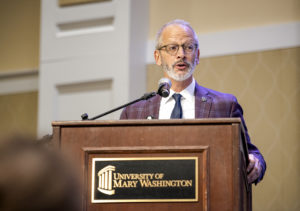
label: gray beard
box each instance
[162,60,196,81]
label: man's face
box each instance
[154,24,200,82]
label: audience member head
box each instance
[0,136,80,211]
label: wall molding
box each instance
[0,69,39,95]
[147,21,300,63]
[38,0,149,136]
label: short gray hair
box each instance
[155,19,199,49]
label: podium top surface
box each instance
[52,118,242,127]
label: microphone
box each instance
[157,78,172,98]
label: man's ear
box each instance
[195,49,200,65]
[154,50,162,66]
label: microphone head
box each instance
[157,78,172,98]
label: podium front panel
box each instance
[52,119,250,211]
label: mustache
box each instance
[172,60,191,68]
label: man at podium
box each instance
[120,19,266,184]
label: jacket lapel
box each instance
[144,94,161,119]
[194,83,212,118]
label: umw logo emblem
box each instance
[97,165,116,195]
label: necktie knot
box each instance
[172,93,182,102]
[171,93,182,119]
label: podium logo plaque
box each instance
[91,157,198,203]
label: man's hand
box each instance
[247,154,262,184]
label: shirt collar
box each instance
[161,78,195,104]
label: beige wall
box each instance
[0,92,38,138]
[147,47,300,211]
[150,0,300,38]
[0,0,40,72]
[0,0,40,139]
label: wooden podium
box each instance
[52,118,251,211]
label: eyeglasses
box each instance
[158,43,197,56]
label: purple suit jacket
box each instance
[120,82,266,182]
